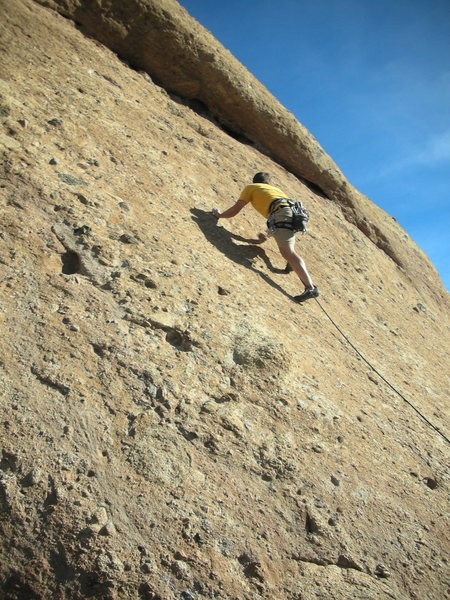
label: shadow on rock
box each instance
[191,208,293,300]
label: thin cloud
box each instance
[427,129,450,163]
[372,129,450,180]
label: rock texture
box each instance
[34,0,445,299]
[0,1,449,599]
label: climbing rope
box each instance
[314,298,450,446]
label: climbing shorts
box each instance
[271,206,296,244]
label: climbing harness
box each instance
[314,297,450,446]
[267,198,309,235]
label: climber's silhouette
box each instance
[191,207,292,299]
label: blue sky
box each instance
[179,0,450,291]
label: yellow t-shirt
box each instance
[239,183,288,217]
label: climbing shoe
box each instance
[294,286,319,303]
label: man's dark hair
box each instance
[253,172,270,184]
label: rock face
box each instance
[0,1,449,599]
[34,0,445,299]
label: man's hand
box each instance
[211,207,221,219]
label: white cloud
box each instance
[427,129,450,162]
[370,128,450,180]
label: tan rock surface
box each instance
[0,1,449,599]
[34,0,446,299]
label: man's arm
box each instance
[212,199,246,219]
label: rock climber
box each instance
[212,172,319,302]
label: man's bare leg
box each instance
[277,240,314,289]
